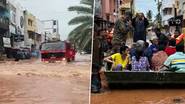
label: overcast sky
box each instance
[18,0,80,40]
[17,0,157,40]
[135,0,157,20]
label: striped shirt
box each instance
[164,52,185,72]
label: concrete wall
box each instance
[101,0,117,22]
[36,19,44,42]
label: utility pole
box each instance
[157,0,161,28]
[45,32,47,42]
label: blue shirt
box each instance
[164,52,185,72]
[149,44,158,54]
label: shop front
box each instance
[0,0,10,55]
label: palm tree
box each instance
[68,0,93,51]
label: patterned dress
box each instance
[131,56,150,71]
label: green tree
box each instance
[154,0,162,28]
[146,10,152,21]
[68,0,93,51]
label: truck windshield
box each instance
[41,42,65,50]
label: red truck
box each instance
[40,41,76,62]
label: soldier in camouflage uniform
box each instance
[112,15,132,50]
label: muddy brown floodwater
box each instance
[91,73,185,104]
[91,89,185,104]
[0,54,91,104]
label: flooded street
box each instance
[91,88,185,104]
[0,54,91,104]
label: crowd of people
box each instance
[91,12,185,93]
[103,12,185,72]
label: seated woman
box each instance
[151,45,168,71]
[104,46,130,71]
[131,48,150,71]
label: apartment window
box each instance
[163,8,172,15]
[53,20,57,25]
[121,9,126,15]
[53,28,57,33]
[28,19,33,26]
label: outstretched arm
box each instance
[104,56,113,63]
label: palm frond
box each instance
[68,16,92,25]
[68,6,92,14]
[68,0,93,50]
[80,0,94,7]
[68,22,91,38]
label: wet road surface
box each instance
[0,54,91,104]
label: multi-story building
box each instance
[96,0,133,23]
[161,0,175,26]
[42,20,60,41]
[24,10,38,50]
[119,0,134,17]
[7,0,24,49]
[161,0,179,34]
[0,0,10,53]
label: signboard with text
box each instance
[168,15,183,26]
[3,37,11,47]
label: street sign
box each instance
[3,37,11,48]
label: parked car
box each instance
[14,48,31,61]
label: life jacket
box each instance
[171,33,185,45]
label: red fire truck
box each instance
[40,41,76,62]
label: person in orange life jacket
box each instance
[171,30,185,45]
